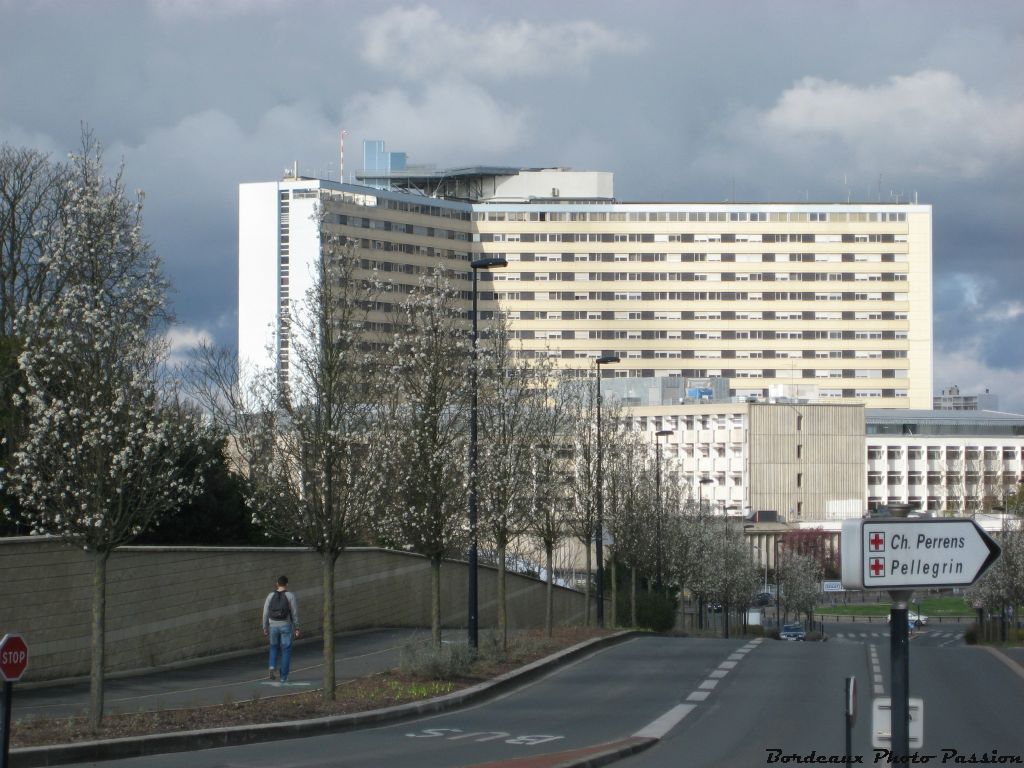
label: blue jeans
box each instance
[268,624,294,680]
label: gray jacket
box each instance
[262,589,299,631]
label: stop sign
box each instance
[0,634,28,682]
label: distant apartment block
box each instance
[933,384,999,411]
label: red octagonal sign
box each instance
[0,634,29,682]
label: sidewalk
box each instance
[13,627,432,720]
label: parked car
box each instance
[753,592,773,607]
[779,623,807,641]
[887,611,929,628]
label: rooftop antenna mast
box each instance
[340,129,348,184]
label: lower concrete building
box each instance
[610,384,1024,525]
[864,409,1024,514]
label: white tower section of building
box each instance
[238,179,324,392]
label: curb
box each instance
[467,735,656,768]
[12,631,641,767]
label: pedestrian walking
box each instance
[262,575,299,682]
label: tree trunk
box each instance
[498,544,507,651]
[544,542,554,638]
[630,567,638,628]
[88,550,109,732]
[610,554,618,629]
[322,552,337,702]
[431,556,442,648]
[583,542,592,627]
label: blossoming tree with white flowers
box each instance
[191,226,386,702]
[376,266,470,648]
[477,318,565,648]
[8,135,204,730]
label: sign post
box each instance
[841,515,1000,762]
[0,634,29,768]
[845,676,857,768]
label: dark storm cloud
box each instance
[1,0,1022,408]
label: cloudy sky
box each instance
[2,0,1022,411]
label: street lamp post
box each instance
[697,476,715,516]
[594,354,619,628]
[752,544,769,593]
[654,429,673,590]
[468,256,507,650]
[696,476,714,629]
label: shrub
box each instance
[398,639,473,679]
[615,590,678,632]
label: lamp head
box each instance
[596,355,620,365]
[471,256,508,270]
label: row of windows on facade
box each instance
[316,190,911,224]
[868,446,1023,460]
[480,232,906,245]
[874,497,995,512]
[492,290,908,302]
[493,270,907,282]
[504,310,908,323]
[330,212,909,243]
[344,238,911,269]
[471,210,908,224]
[347,238,913,269]
[512,328,909,342]
[328,190,910,224]
[491,271,909,283]
[498,253,907,264]
[869,472,1022,485]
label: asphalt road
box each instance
[621,629,1024,767]
[30,628,1024,768]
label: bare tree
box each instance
[1,143,71,531]
[7,135,203,729]
[0,143,69,334]
[477,319,542,648]
[376,266,469,647]
[563,381,600,625]
[605,427,654,627]
[527,373,577,637]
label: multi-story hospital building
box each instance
[240,155,932,410]
[236,147,1021,524]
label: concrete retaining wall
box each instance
[0,538,595,682]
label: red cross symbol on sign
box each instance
[869,558,886,578]
[869,532,885,551]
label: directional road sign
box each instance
[841,517,1001,590]
[0,635,28,682]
